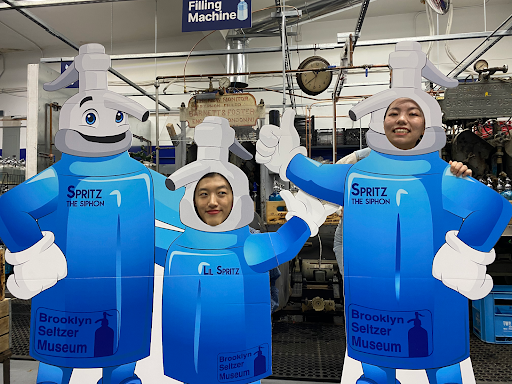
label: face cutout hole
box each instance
[193,173,234,227]
[383,98,426,150]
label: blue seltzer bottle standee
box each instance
[0,43,185,384]
[255,41,512,384]
[160,115,335,384]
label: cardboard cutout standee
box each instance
[160,115,336,384]
[0,44,185,384]
[256,41,512,384]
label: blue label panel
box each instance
[217,343,269,382]
[34,308,119,358]
[347,305,433,358]
[182,0,252,32]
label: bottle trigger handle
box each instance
[229,139,253,160]
[422,60,459,88]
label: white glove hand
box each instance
[280,190,338,237]
[6,231,67,299]
[256,109,307,181]
[432,230,495,300]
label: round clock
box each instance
[296,56,333,96]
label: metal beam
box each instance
[40,30,512,64]
[353,0,370,47]
[341,30,512,46]
[0,0,137,11]
[2,0,170,110]
[41,42,347,63]
[448,13,512,78]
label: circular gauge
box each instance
[474,59,489,72]
[296,56,333,96]
[425,0,450,15]
[219,77,230,89]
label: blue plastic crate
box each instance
[472,285,512,343]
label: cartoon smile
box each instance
[78,131,127,143]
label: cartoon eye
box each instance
[115,111,124,123]
[85,112,96,125]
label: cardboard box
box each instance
[266,202,341,226]
[266,201,287,225]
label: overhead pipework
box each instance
[226,33,249,89]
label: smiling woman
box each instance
[383,98,426,150]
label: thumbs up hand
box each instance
[256,109,307,181]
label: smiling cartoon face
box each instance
[54,90,149,158]
[44,43,149,158]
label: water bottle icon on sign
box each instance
[237,0,248,21]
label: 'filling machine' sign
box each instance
[182,0,252,32]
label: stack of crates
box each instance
[472,285,512,343]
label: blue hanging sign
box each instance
[182,0,252,32]
[61,61,78,88]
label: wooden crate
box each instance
[0,299,10,354]
[266,201,341,226]
[0,249,4,301]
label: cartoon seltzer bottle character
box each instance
[255,41,512,384]
[159,115,336,384]
[0,44,183,384]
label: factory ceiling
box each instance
[0,0,508,56]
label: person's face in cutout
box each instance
[384,98,426,150]
[194,173,234,226]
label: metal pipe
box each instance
[157,64,388,81]
[39,30,512,65]
[155,81,160,172]
[42,42,347,63]
[332,94,336,163]
[448,13,512,78]
[281,0,287,112]
[227,36,249,88]
[49,104,53,160]
[0,0,136,11]
[341,30,512,46]
[1,0,171,111]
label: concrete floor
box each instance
[0,359,327,384]
[0,359,509,384]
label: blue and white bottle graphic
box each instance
[94,312,115,357]
[407,312,428,358]
[253,346,266,376]
[237,0,248,21]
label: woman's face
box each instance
[384,98,425,150]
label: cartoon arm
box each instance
[150,170,186,267]
[0,168,67,299]
[244,190,337,273]
[286,155,350,205]
[433,168,512,300]
[256,109,350,205]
